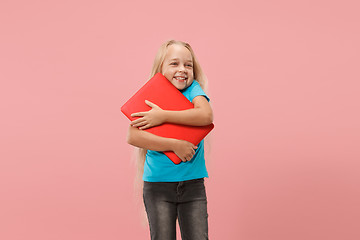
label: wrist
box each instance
[162,110,170,123]
[168,138,179,152]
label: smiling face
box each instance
[161,44,194,90]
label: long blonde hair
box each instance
[133,40,211,223]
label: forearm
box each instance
[127,125,176,151]
[163,108,213,126]
[130,96,213,129]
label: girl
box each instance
[127,40,213,240]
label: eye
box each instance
[170,62,178,66]
[186,64,193,68]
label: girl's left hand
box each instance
[130,100,166,130]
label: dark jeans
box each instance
[143,178,209,240]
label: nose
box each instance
[178,64,186,72]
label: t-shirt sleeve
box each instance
[189,81,210,103]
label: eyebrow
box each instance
[169,58,193,62]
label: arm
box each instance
[126,125,198,162]
[131,95,213,129]
[163,95,213,126]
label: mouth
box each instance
[173,76,188,83]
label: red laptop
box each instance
[121,73,214,164]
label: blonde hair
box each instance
[133,40,211,224]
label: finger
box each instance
[139,123,152,130]
[133,121,148,128]
[131,112,146,117]
[132,118,146,126]
[131,118,145,125]
[145,100,159,109]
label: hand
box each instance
[172,140,198,162]
[130,100,166,130]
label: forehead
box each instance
[165,44,193,61]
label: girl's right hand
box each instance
[172,140,198,162]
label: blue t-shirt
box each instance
[143,80,210,182]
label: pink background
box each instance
[1,0,359,239]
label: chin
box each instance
[170,81,187,90]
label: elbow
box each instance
[200,112,213,126]
[126,132,134,145]
[126,126,136,146]
[206,111,214,125]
